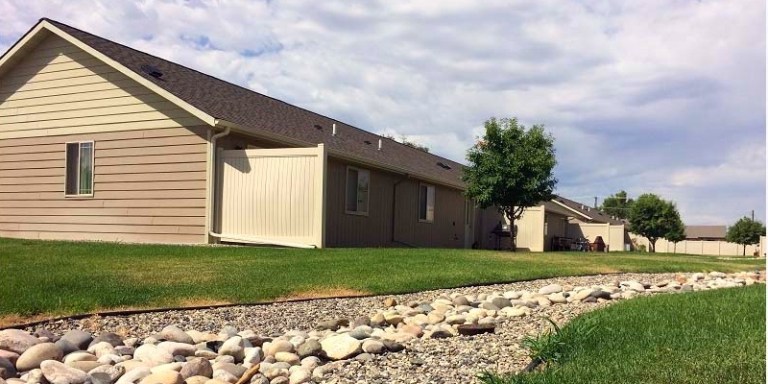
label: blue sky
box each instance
[1,0,765,225]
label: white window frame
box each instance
[344,166,370,216]
[418,183,435,223]
[64,141,95,198]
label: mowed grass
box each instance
[0,237,763,323]
[482,285,766,384]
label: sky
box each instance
[0,0,765,225]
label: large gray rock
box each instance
[319,334,361,361]
[159,327,193,345]
[347,327,372,340]
[179,358,212,379]
[56,331,93,355]
[89,372,113,384]
[0,330,40,354]
[315,319,348,332]
[218,337,244,362]
[41,360,88,384]
[134,345,173,366]
[295,340,320,359]
[89,333,123,348]
[538,284,563,295]
[489,297,511,309]
[0,357,16,379]
[88,365,125,384]
[16,342,63,371]
[360,340,384,355]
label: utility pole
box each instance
[751,210,754,221]
[594,196,598,209]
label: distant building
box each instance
[685,225,727,241]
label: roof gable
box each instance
[550,196,625,225]
[0,19,217,127]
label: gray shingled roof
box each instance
[551,196,626,225]
[43,19,466,188]
[685,225,727,240]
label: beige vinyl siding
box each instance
[0,34,205,139]
[0,128,209,243]
[0,33,211,243]
[325,158,465,248]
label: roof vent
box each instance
[332,123,337,136]
[140,64,163,79]
[314,124,323,130]
[437,162,452,170]
[378,138,382,150]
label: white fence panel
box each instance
[217,145,326,248]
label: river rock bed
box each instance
[1,271,763,384]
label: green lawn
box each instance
[0,237,763,323]
[482,284,766,384]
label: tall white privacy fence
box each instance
[216,145,326,248]
[632,235,766,257]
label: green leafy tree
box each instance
[463,117,557,251]
[628,193,682,253]
[726,217,766,256]
[600,190,634,219]
[665,215,686,253]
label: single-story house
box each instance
[513,196,631,252]
[0,18,498,248]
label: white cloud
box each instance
[0,0,764,225]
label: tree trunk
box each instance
[649,238,656,253]
[508,215,517,252]
[743,245,746,256]
[673,243,676,254]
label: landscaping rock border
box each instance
[1,271,762,384]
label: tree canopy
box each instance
[627,193,682,252]
[726,217,766,256]
[600,190,634,219]
[665,214,686,253]
[463,117,557,251]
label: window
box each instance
[418,183,435,222]
[345,166,370,215]
[65,141,94,196]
